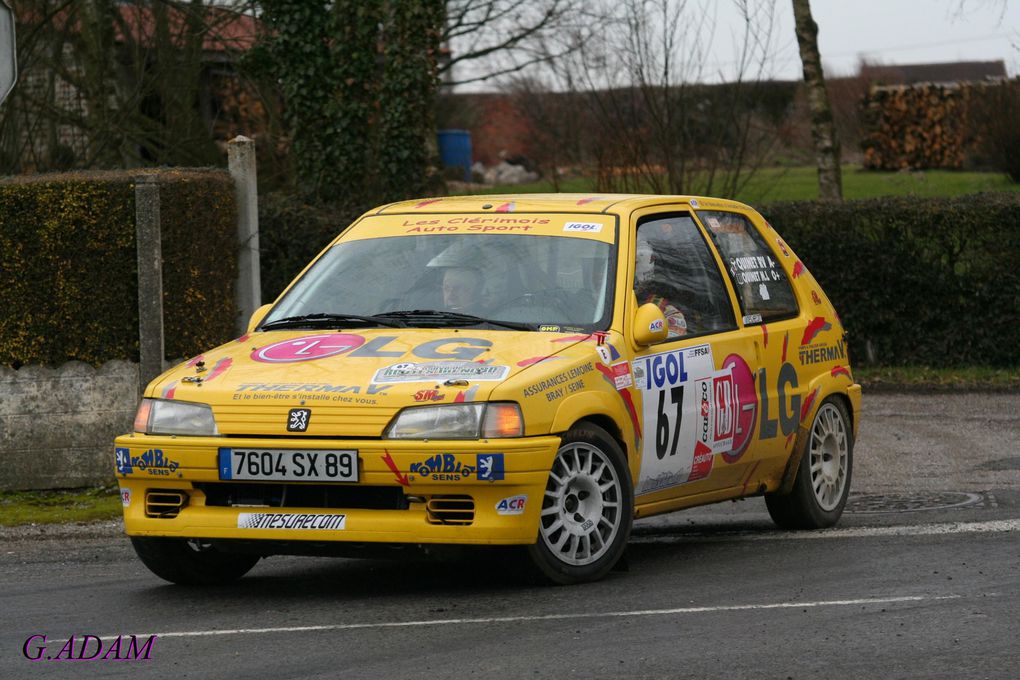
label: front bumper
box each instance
[114,434,561,546]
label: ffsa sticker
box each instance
[633,344,740,495]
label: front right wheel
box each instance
[766,397,853,529]
[527,423,634,584]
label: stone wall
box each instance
[0,361,138,490]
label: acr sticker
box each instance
[237,513,346,530]
[649,319,664,333]
[634,344,745,494]
[496,494,527,515]
[373,361,510,383]
[120,488,131,507]
[477,453,505,481]
[252,334,365,363]
[563,222,603,233]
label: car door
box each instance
[628,207,762,509]
[694,208,808,484]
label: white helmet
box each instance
[635,232,655,285]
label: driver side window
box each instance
[635,214,736,339]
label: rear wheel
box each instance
[766,398,853,529]
[131,537,260,585]
[528,423,633,584]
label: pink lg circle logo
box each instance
[251,334,365,363]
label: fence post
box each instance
[228,135,261,334]
[134,174,164,395]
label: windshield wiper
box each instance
[260,313,406,330]
[376,309,533,332]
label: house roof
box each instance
[859,60,1007,86]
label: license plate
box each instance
[218,448,358,482]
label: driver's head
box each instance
[442,267,484,312]
[635,233,655,287]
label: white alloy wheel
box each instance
[809,402,850,512]
[539,441,624,567]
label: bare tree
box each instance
[791,0,842,200]
[523,0,786,199]
[441,0,581,86]
[0,0,256,173]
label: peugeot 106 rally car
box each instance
[116,194,861,585]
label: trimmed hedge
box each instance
[0,169,237,367]
[258,192,364,302]
[761,192,1020,367]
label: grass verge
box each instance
[453,165,1019,203]
[0,486,121,527]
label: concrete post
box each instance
[134,175,164,395]
[228,135,261,334]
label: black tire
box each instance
[131,537,260,585]
[766,397,853,529]
[527,422,634,584]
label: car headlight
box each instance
[133,398,219,436]
[384,403,523,439]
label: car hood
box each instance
[147,328,593,437]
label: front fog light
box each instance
[134,398,219,436]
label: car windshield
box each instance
[263,233,615,331]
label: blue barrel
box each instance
[437,129,473,181]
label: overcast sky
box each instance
[706,0,1017,81]
[454,0,1018,89]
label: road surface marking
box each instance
[632,518,1020,544]
[102,595,958,640]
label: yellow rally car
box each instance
[116,194,861,585]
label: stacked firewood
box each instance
[861,84,973,170]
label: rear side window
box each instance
[698,211,798,323]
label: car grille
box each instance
[195,482,410,511]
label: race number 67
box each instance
[656,386,684,460]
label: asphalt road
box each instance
[2,393,1019,679]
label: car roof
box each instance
[372,194,754,216]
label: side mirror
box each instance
[632,302,668,347]
[247,303,272,333]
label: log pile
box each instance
[861,84,973,170]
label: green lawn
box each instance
[454,165,1019,204]
[0,486,121,526]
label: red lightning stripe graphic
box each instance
[801,317,832,345]
[761,324,769,348]
[800,387,820,423]
[495,202,515,213]
[205,357,233,383]
[792,261,805,278]
[831,366,851,380]
[381,450,409,487]
[414,198,442,209]
[576,196,602,205]
[781,332,789,362]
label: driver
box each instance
[442,266,486,314]
[635,231,688,338]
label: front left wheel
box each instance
[527,423,634,584]
[131,537,260,585]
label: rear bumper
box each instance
[114,434,561,545]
